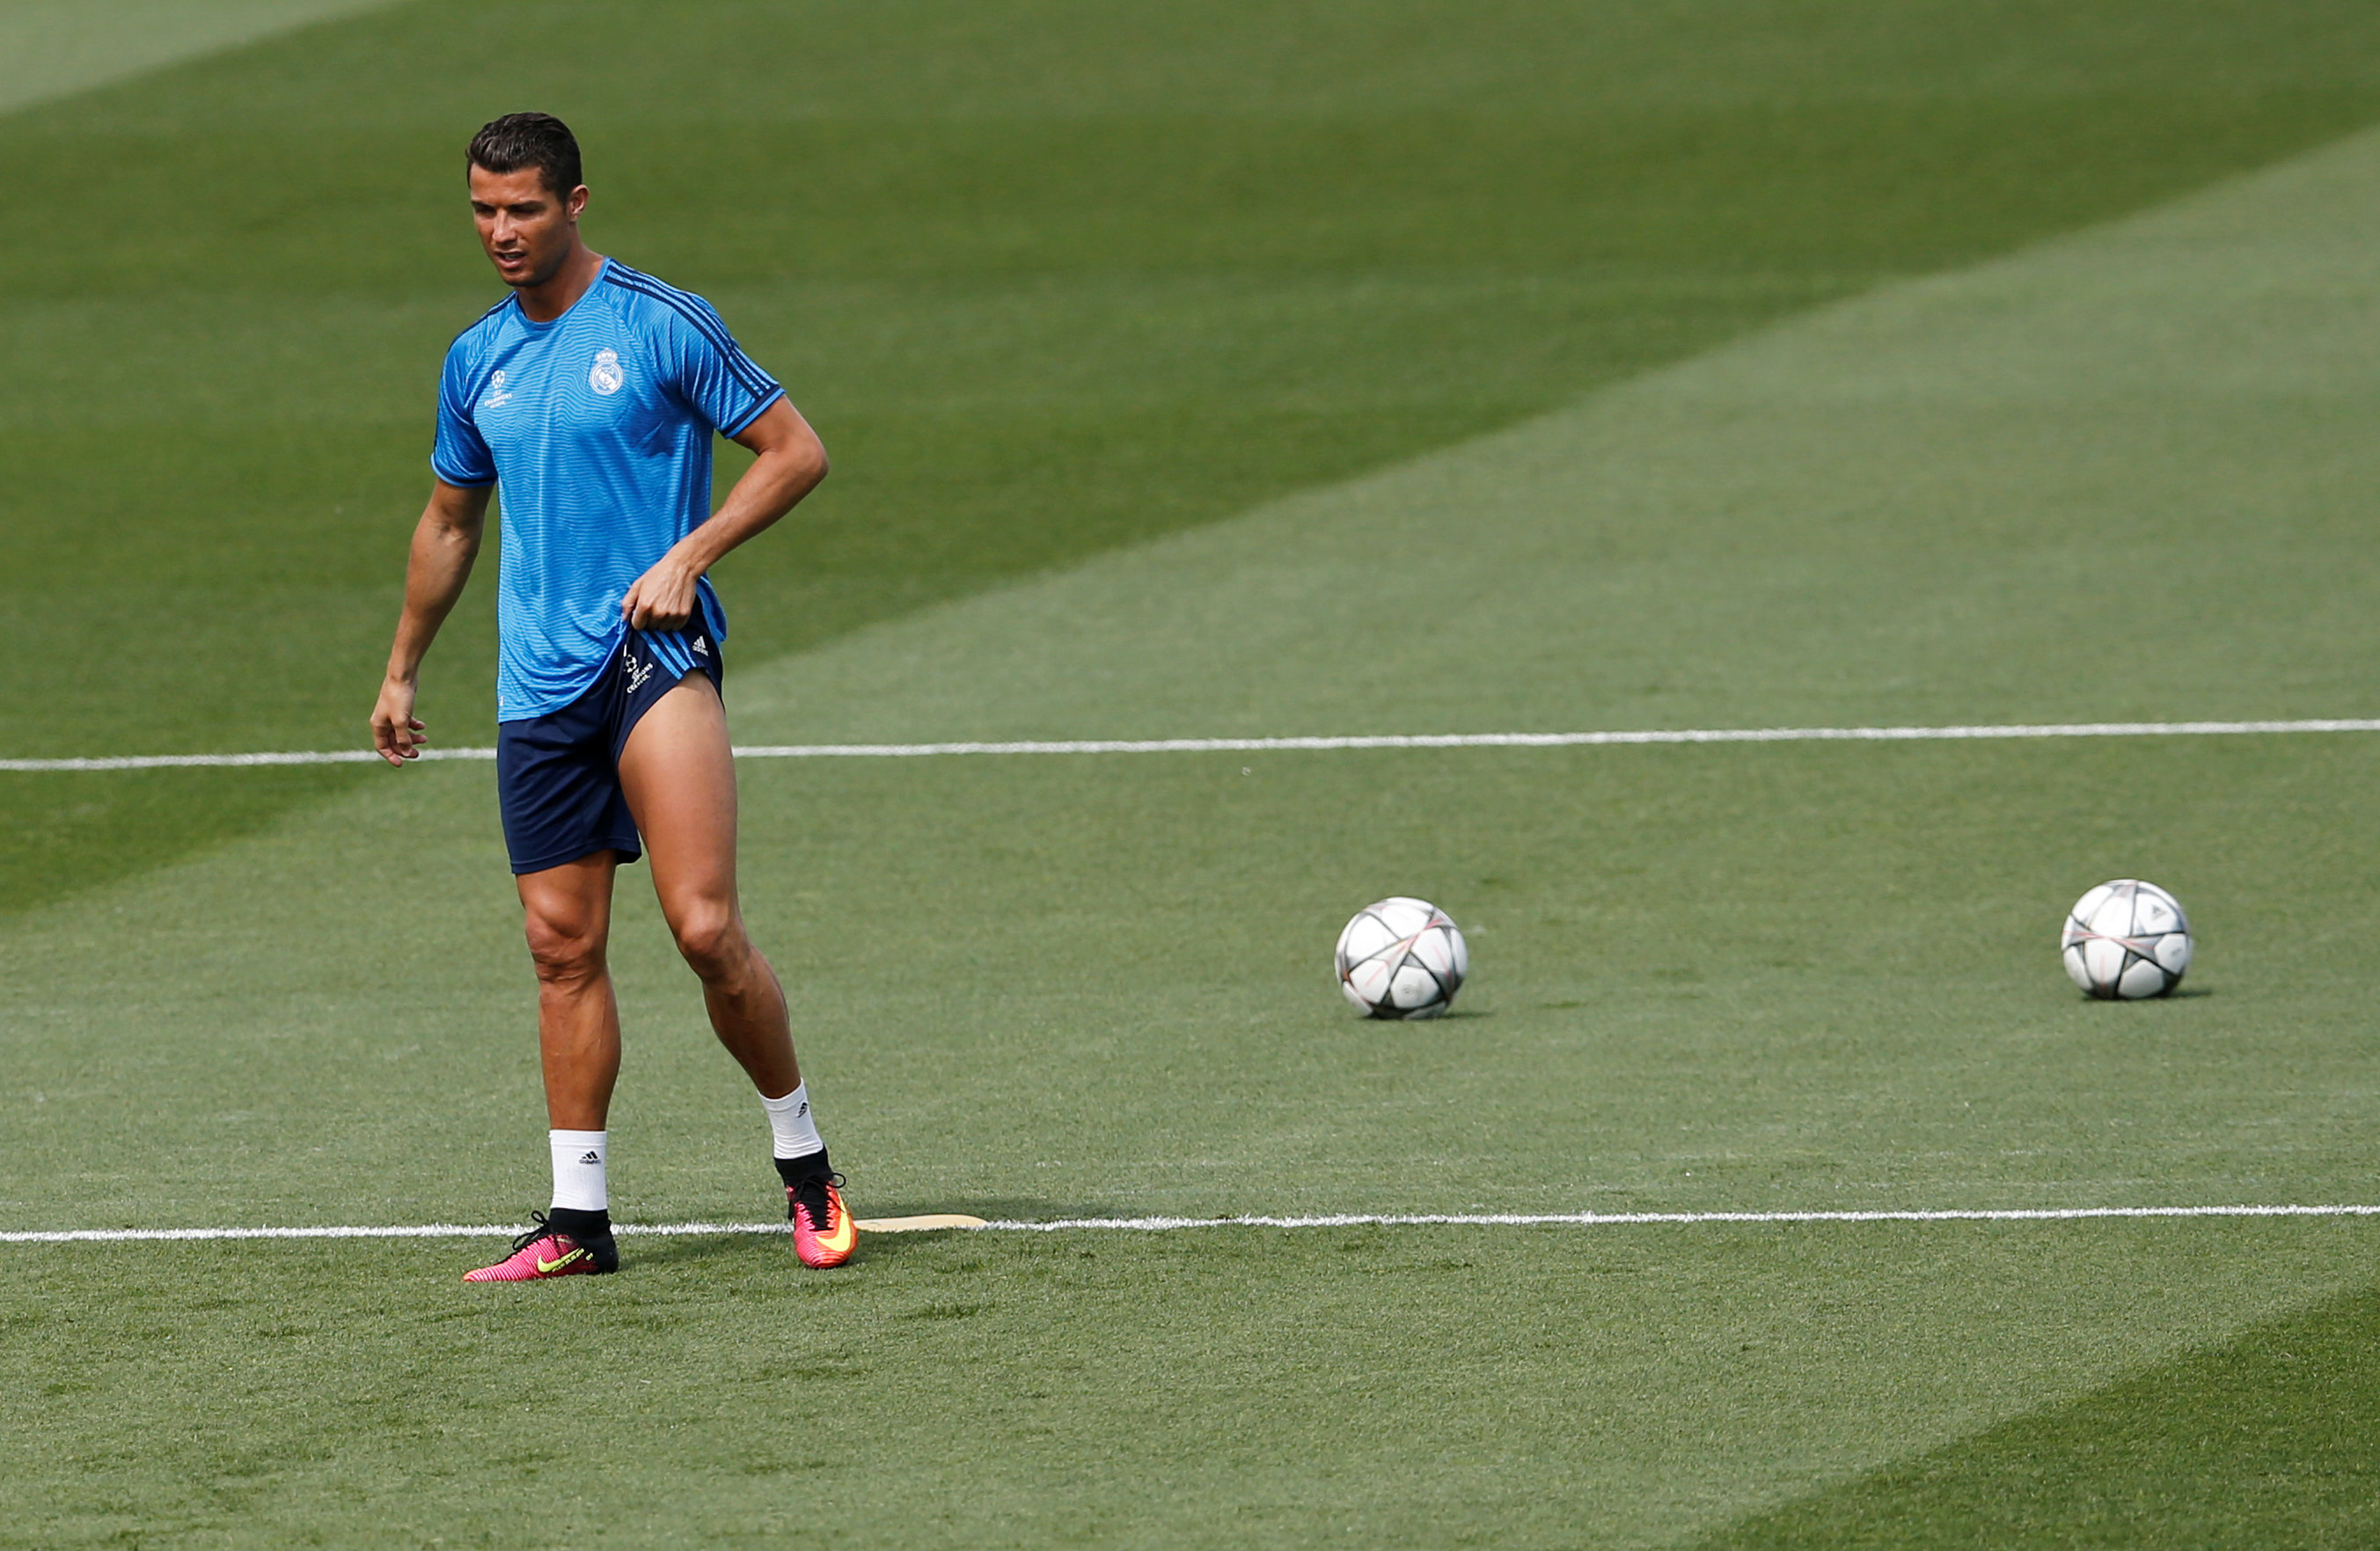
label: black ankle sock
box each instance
[773,1148,832,1189]
[547,1205,611,1240]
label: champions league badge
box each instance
[589,348,624,396]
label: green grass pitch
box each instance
[8,2,2380,1544]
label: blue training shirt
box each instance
[431,258,786,721]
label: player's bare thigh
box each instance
[516,851,619,960]
[619,671,796,1095]
[617,673,740,927]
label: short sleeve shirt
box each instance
[432,259,785,721]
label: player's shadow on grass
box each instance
[620,1233,761,1270]
[620,1196,1125,1269]
[893,1196,1122,1220]
[617,1230,993,1271]
[622,1232,970,1270]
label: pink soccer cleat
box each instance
[463,1213,619,1282]
[788,1174,856,1268]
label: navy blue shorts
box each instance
[496,620,723,875]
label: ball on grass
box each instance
[1336,896,1468,1019]
[2061,879,2191,999]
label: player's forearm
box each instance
[677,431,829,574]
[385,500,486,681]
[619,406,824,627]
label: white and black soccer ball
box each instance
[1336,897,1468,1020]
[2061,879,2192,999]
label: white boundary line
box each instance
[8,1203,2380,1243]
[7,719,2380,772]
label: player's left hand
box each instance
[621,553,701,631]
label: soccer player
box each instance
[369,113,853,1279]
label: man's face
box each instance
[468,164,585,289]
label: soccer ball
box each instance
[1336,897,1468,1019]
[2061,880,2191,999]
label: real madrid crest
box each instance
[589,348,624,396]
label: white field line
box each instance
[8,1203,2380,1244]
[7,719,2380,772]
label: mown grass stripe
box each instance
[9,719,2380,772]
[11,1203,2380,1243]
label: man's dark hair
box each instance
[467,112,582,198]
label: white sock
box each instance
[548,1129,609,1211]
[761,1083,824,1160]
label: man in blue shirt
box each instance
[370,113,852,1278]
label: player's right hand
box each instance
[371,677,429,766]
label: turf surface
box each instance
[9,0,2380,904]
[730,115,2380,743]
[9,2,2380,1546]
[7,1225,2374,1547]
[1694,1283,2380,1549]
[13,729,2380,1220]
[0,0,391,115]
